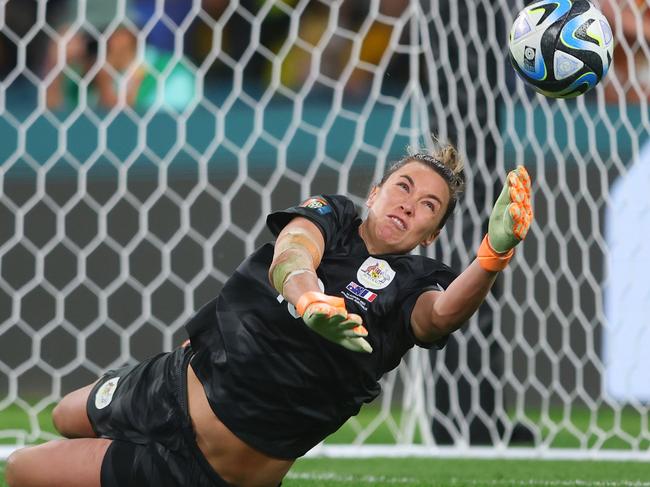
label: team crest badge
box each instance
[357,257,395,290]
[94,377,120,410]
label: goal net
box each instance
[0,0,648,460]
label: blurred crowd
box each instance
[0,0,648,109]
[602,0,650,103]
[0,0,414,111]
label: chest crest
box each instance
[356,257,396,290]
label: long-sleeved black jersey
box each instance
[187,194,457,459]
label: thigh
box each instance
[52,382,98,438]
[6,438,111,487]
[101,439,230,487]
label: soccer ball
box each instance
[508,0,614,98]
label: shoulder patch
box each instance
[301,197,332,214]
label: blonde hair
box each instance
[378,139,465,229]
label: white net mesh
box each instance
[0,0,649,459]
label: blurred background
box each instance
[0,0,649,453]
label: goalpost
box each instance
[0,0,649,461]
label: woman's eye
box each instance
[398,182,409,191]
[425,201,436,212]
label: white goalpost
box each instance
[0,0,649,461]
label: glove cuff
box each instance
[296,291,321,316]
[296,291,346,316]
[478,234,514,272]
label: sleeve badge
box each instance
[301,197,332,214]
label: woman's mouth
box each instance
[388,215,407,231]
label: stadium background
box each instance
[1,0,649,469]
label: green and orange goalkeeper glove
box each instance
[296,291,373,354]
[478,165,533,271]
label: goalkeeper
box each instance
[5,144,533,487]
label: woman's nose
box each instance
[400,201,414,215]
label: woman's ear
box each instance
[366,185,378,207]
[420,229,441,247]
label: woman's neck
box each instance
[358,220,383,255]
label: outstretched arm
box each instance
[269,217,324,303]
[269,217,372,353]
[411,166,533,343]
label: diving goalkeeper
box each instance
[5,143,533,487]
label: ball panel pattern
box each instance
[508,0,614,98]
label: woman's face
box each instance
[363,161,451,254]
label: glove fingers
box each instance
[508,173,526,204]
[340,324,368,337]
[508,203,529,239]
[338,320,360,330]
[345,313,362,325]
[340,337,373,354]
[328,313,348,326]
[516,165,532,192]
[306,303,346,318]
[508,166,533,241]
[338,311,366,336]
[305,310,347,327]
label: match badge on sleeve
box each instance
[94,377,120,410]
[301,197,332,215]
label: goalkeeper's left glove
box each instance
[296,291,373,354]
[478,165,533,271]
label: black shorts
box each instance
[86,347,230,487]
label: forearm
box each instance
[434,166,531,330]
[268,218,325,300]
[430,259,499,335]
[412,166,532,343]
[281,269,321,306]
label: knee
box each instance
[52,400,82,437]
[51,401,67,435]
[6,448,28,487]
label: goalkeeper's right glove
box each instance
[296,291,373,354]
[478,165,533,271]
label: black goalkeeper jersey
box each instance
[186,195,457,459]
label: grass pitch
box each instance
[3,457,650,487]
[1,404,650,486]
[285,458,650,487]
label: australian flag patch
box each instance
[346,281,377,302]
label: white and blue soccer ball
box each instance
[508,0,614,98]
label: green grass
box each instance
[2,404,650,486]
[1,402,648,449]
[283,458,650,486]
[1,458,649,487]
[0,404,56,444]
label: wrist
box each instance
[477,234,514,272]
[281,269,319,305]
[296,291,325,316]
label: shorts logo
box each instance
[301,197,332,215]
[94,377,120,410]
[357,257,395,290]
[346,281,377,302]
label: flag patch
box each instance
[346,281,377,302]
